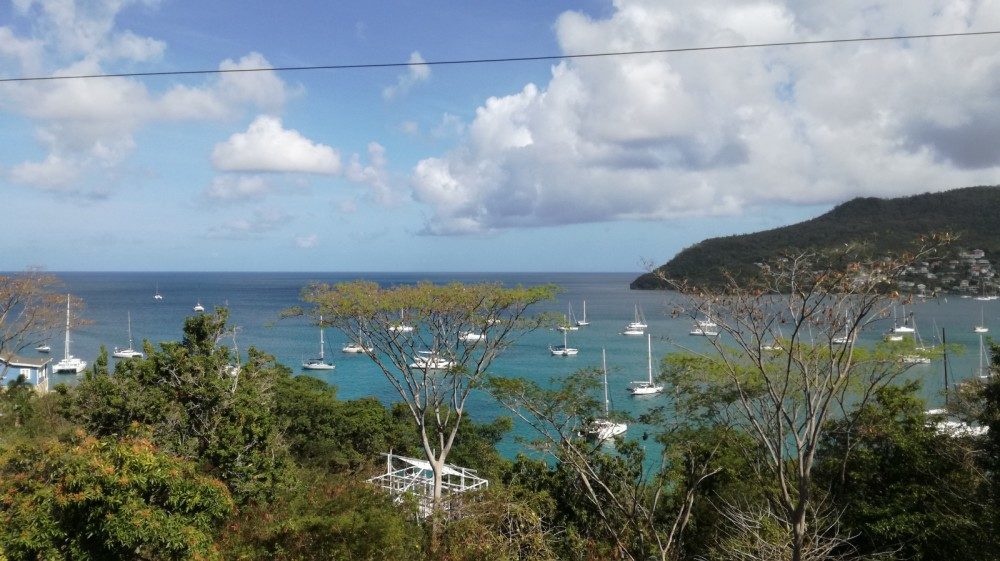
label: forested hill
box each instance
[632,185,1000,289]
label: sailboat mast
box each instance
[647,334,653,384]
[602,348,610,415]
[319,315,325,360]
[127,311,134,347]
[942,327,949,405]
[63,294,70,360]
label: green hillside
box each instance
[632,185,1000,289]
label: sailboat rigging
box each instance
[582,349,628,440]
[302,315,335,370]
[629,334,663,395]
[53,294,87,374]
[112,312,144,359]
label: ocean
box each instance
[32,272,996,456]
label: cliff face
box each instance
[632,185,1000,289]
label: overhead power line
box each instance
[1,29,998,83]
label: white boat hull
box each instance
[302,360,335,370]
[54,357,87,374]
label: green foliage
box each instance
[815,382,994,560]
[218,469,421,561]
[0,430,232,561]
[633,185,992,288]
[275,375,413,470]
[61,309,292,505]
[0,377,36,430]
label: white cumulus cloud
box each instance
[212,115,342,174]
[411,0,1000,235]
[382,51,431,100]
[1,1,294,197]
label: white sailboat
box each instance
[302,316,335,370]
[583,349,628,440]
[154,283,163,300]
[832,310,853,345]
[53,294,87,374]
[112,312,144,359]
[689,323,719,336]
[977,333,991,379]
[627,304,647,329]
[621,304,646,335]
[193,301,205,312]
[549,328,578,356]
[892,308,915,334]
[341,340,372,353]
[629,334,663,395]
[557,304,579,331]
[974,307,989,333]
[409,350,455,370]
[389,309,414,333]
[460,331,486,343]
[575,300,590,327]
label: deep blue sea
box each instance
[33,272,996,456]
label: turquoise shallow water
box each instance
[29,272,997,457]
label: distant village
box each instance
[899,248,998,297]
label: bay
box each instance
[34,272,996,456]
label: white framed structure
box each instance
[368,452,488,518]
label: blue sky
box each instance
[1,0,999,272]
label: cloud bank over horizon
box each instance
[411,0,1000,235]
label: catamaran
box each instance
[302,316,335,370]
[53,294,87,374]
[629,334,663,395]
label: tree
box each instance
[62,309,291,505]
[661,240,946,561]
[0,271,66,361]
[299,281,556,521]
[0,430,233,561]
[815,382,993,560]
[489,369,725,561]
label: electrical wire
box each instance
[1,29,998,83]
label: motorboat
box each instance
[193,301,205,313]
[34,344,51,353]
[629,334,663,395]
[53,294,87,374]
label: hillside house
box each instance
[0,353,51,393]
